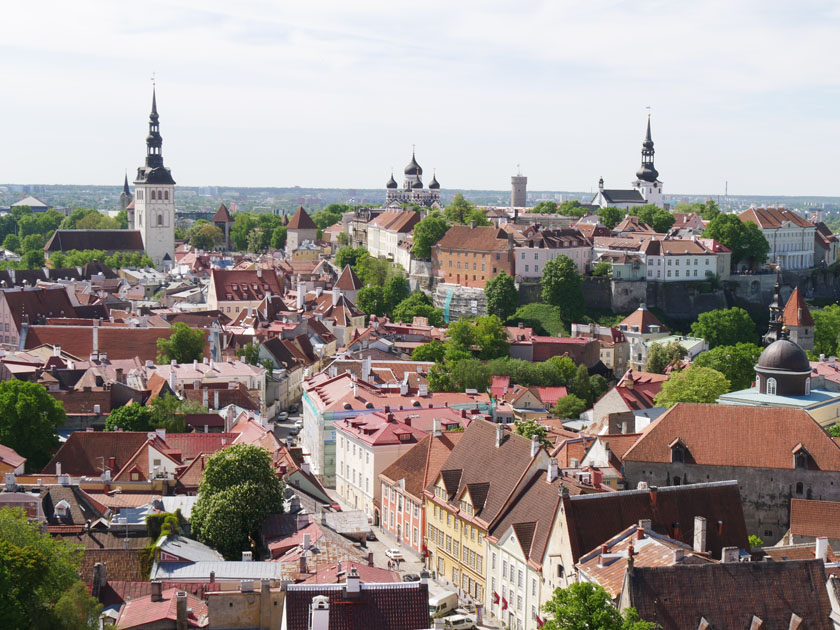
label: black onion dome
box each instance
[429,174,440,190]
[636,164,659,183]
[386,174,397,189]
[412,180,423,189]
[757,339,810,373]
[405,153,422,176]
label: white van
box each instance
[429,591,459,618]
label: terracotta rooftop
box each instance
[0,443,25,469]
[44,230,145,253]
[380,432,464,502]
[212,203,233,223]
[435,225,511,252]
[211,268,283,302]
[622,403,840,470]
[617,305,667,334]
[739,207,814,230]
[335,265,363,291]
[287,206,317,231]
[783,287,814,327]
[115,587,207,629]
[790,498,840,540]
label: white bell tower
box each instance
[133,87,175,268]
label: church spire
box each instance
[145,87,164,169]
[635,114,659,183]
[123,172,130,195]
[763,268,785,345]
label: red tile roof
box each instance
[211,268,283,302]
[44,230,145,253]
[335,265,363,291]
[739,207,814,229]
[115,587,207,629]
[0,443,25,469]
[790,498,840,539]
[622,403,840,470]
[287,206,317,230]
[436,225,512,252]
[380,432,464,502]
[370,210,421,234]
[618,306,667,334]
[212,203,233,223]
[783,287,814,327]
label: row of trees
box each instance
[47,249,154,270]
[104,395,209,433]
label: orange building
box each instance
[432,225,514,288]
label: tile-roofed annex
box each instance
[115,587,207,629]
[577,524,713,599]
[620,559,833,630]
[380,432,464,502]
[622,403,840,470]
[562,481,749,563]
[436,224,511,251]
[287,205,317,230]
[0,443,26,470]
[210,268,283,303]
[739,206,815,230]
[284,579,430,630]
[369,209,421,233]
[335,265,363,291]
[617,305,667,335]
[783,287,815,327]
[426,419,542,527]
[790,498,840,540]
[22,325,209,363]
[44,229,145,253]
[1,286,78,330]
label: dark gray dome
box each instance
[386,174,397,189]
[757,339,810,373]
[405,153,422,176]
[429,174,440,190]
[636,164,659,183]
[412,180,423,189]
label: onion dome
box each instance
[412,180,423,189]
[636,163,659,183]
[429,173,440,190]
[405,151,423,176]
[386,173,397,189]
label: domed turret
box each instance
[405,151,422,176]
[755,337,812,396]
[635,115,659,183]
[386,173,397,189]
[429,173,440,190]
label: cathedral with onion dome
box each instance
[384,150,441,208]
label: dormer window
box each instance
[795,452,809,470]
[670,438,686,464]
[54,499,71,518]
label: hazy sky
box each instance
[3,0,840,196]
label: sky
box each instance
[3,0,840,196]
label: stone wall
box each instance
[611,280,647,312]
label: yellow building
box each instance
[423,419,547,603]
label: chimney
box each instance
[368,551,374,566]
[303,533,311,551]
[431,417,442,438]
[597,544,608,567]
[332,287,340,306]
[648,486,657,507]
[300,552,308,574]
[155,428,166,442]
[345,567,361,594]
[591,469,603,489]
[495,423,504,448]
[214,390,220,409]
[257,267,263,279]
[693,516,707,554]
[209,571,215,584]
[56,462,61,477]
[638,518,652,530]
[672,548,685,563]
[530,434,540,457]
[816,537,829,561]
[310,595,330,630]
[672,522,681,540]
[92,326,99,354]
[362,356,371,382]
[242,551,253,561]
[721,547,740,563]
[53,345,61,357]
[420,571,429,585]
[92,562,107,597]
[547,459,559,483]
[151,580,163,602]
[636,527,644,541]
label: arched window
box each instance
[158,214,163,226]
[805,377,811,395]
[151,190,157,201]
[766,377,777,395]
[164,190,169,201]
[796,482,804,495]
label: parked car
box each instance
[288,426,300,436]
[384,548,404,561]
[294,419,304,429]
[444,614,476,630]
[277,412,288,421]
[402,573,420,582]
[289,404,298,413]
[429,592,459,619]
[366,531,377,541]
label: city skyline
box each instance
[4,1,840,196]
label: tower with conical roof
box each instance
[133,87,175,267]
[632,114,664,207]
[782,286,814,351]
[119,173,133,211]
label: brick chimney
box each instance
[176,591,188,630]
[151,580,163,602]
[693,516,707,554]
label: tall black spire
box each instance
[635,114,659,183]
[135,87,175,186]
[123,172,130,195]
[763,268,786,346]
[146,88,163,169]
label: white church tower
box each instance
[132,88,175,268]
[633,114,663,207]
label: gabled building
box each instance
[207,268,284,317]
[365,210,421,271]
[513,228,592,278]
[815,221,839,267]
[739,206,815,270]
[432,225,514,289]
[623,403,840,544]
[592,369,668,425]
[617,304,669,370]
[286,206,318,253]
[212,203,234,250]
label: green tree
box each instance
[357,286,386,317]
[541,582,656,630]
[382,275,410,314]
[703,213,770,269]
[230,213,258,251]
[105,404,158,432]
[450,358,491,391]
[590,374,609,401]
[156,322,206,364]
[597,206,624,229]
[654,366,731,407]
[0,381,64,471]
[546,355,578,385]
[311,204,349,230]
[270,225,287,249]
[191,444,285,559]
[690,307,758,348]
[558,200,587,218]
[645,340,688,374]
[748,534,764,550]
[21,233,45,253]
[392,292,445,327]
[444,193,476,224]
[246,230,266,254]
[411,212,449,259]
[530,200,558,214]
[21,249,45,269]
[541,255,584,321]
[356,255,393,286]
[514,418,550,448]
[812,304,840,357]
[473,315,509,360]
[591,260,612,277]
[694,342,762,390]
[554,394,588,419]
[2,233,20,253]
[335,246,369,270]
[464,208,491,226]
[447,318,476,351]
[0,507,102,630]
[150,395,207,433]
[629,204,675,233]
[568,364,594,405]
[237,343,261,366]
[412,340,446,363]
[190,223,224,250]
[485,271,518,320]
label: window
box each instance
[164,190,169,200]
[477,555,483,572]
[525,264,529,272]
[492,552,497,570]
[447,513,452,527]
[453,540,459,557]
[796,452,809,470]
[446,535,452,552]
[503,560,508,579]
[453,567,459,583]
[766,377,777,395]
[806,377,811,395]
[796,482,804,495]
[518,569,523,588]
[532,578,536,596]
[413,527,418,544]
[158,214,163,226]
